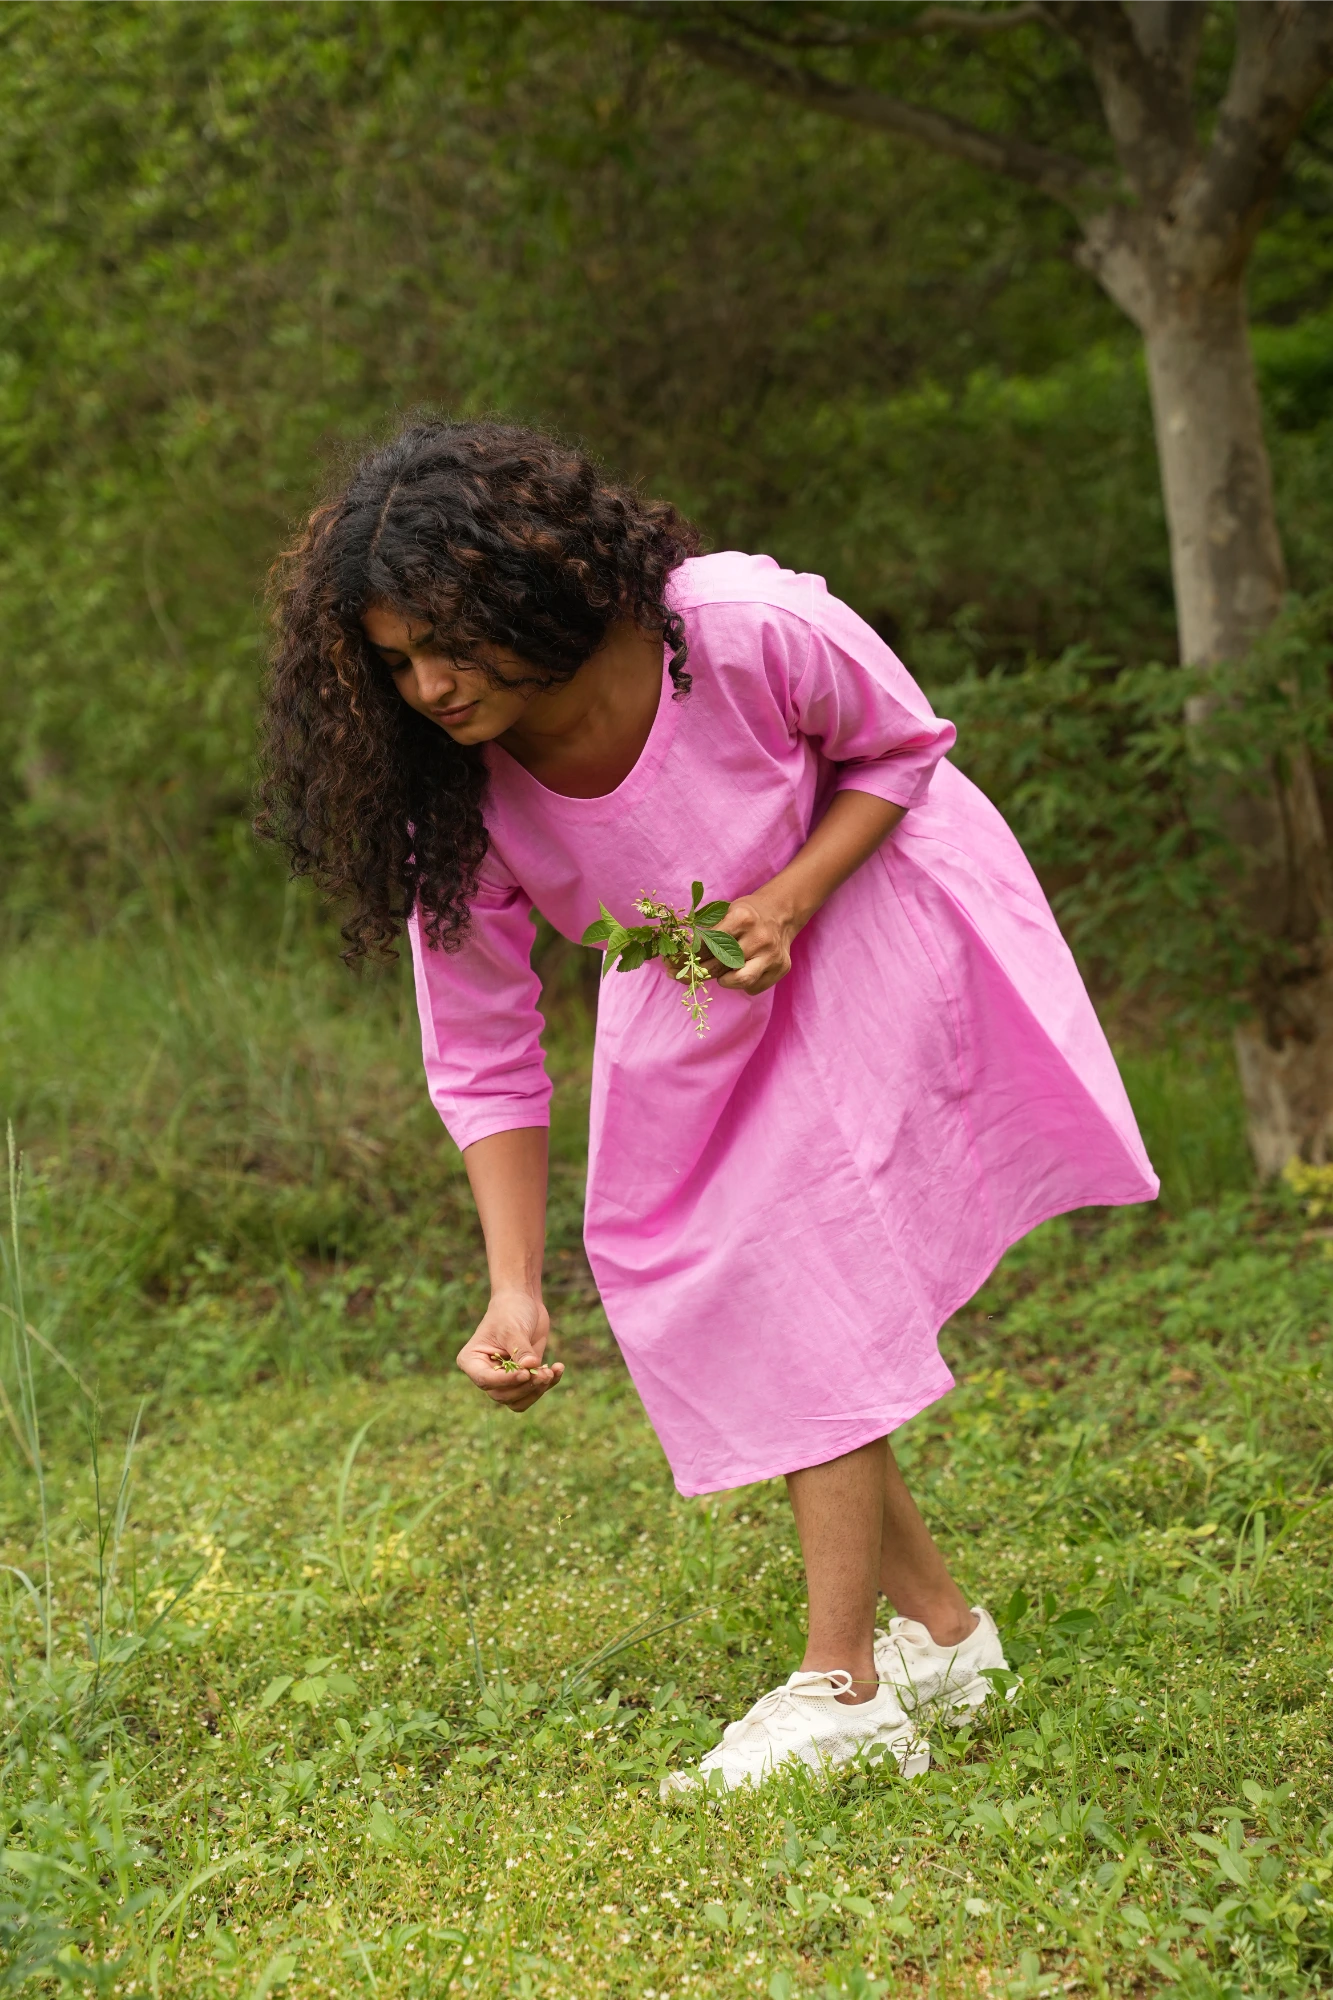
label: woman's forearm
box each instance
[760,791,904,934]
[463,1125,549,1299]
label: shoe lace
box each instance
[723,1671,854,1744]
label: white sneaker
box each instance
[660,1670,929,1797]
[873,1604,1017,1719]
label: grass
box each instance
[0,897,1331,2000]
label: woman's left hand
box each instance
[701,796,906,999]
[707,893,799,995]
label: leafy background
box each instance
[4,0,1332,977]
[2,7,1333,1998]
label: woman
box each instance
[261,418,1157,1791]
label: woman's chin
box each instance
[438,712,499,744]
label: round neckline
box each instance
[486,646,679,817]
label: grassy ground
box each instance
[1,906,1330,2000]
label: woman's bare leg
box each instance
[785,1437,976,1708]
[878,1440,975,1645]
[785,1438,887,1705]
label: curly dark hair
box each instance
[256,418,704,961]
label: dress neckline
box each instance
[485,646,680,819]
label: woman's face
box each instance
[361,604,535,744]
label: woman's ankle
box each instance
[924,1606,978,1648]
[799,1652,879,1703]
[881,1588,977,1648]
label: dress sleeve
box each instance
[407,853,551,1154]
[789,583,956,809]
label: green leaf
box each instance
[702,929,746,969]
[367,1803,401,1848]
[258,1674,294,1710]
[617,940,651,972]
[701,1902,729,1930]
[694,900,730,926]
[691,880,704,909]
[581,902,622,947]
[601,923,632,979]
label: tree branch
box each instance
[1125,0,1207,84]
[1043,0,1197,202]
[638,14,1106,209]
[696,4,1046,52]
[1179,0,1333,279]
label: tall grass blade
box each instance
[143,1847,261,1947]
[458,1567,487,1701]
[0,1362,36,1470]
[334,1417,377,1601]
[106,1398,146,1609]
[0,1305,93,1401]
[557,1610,701,1703]
[6,1123,51,1667]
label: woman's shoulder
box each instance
[668,551,893,683]
[668,550,825,620]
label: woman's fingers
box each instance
[711,900,793,993]
[497,1362,565,1414]
[456,1311,564,1413]
[717,939,788,992]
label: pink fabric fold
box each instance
[409,553,1158,1495]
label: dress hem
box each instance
[663,1173,1157,1498]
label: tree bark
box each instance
[1139,278,1333,1169]
[1141,284,1284,669]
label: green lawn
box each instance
[1,912,1330,1999]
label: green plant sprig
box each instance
[581,881,746,1033]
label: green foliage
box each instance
[3,0,1332,955]
[1115,1044,1251,1216]
[583,883,744,1033]
[939,590,1333,1013]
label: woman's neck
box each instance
[497,620,666,798]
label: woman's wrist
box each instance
[746,874,816,938]
[756,796,906,937]
[487,1274,544,1306]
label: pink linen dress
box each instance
[409,553,1158,1497]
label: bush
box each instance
[940,590,1333,1015]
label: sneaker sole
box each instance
[660,1735,931,1798]
[875,1663,1022,1719]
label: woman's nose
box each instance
[411,654,458,703]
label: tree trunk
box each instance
[1141,280,1333,1172]
[1142,283,1285,667]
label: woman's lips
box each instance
[432,700,478,725]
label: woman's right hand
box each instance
[455,1287,564,1413]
